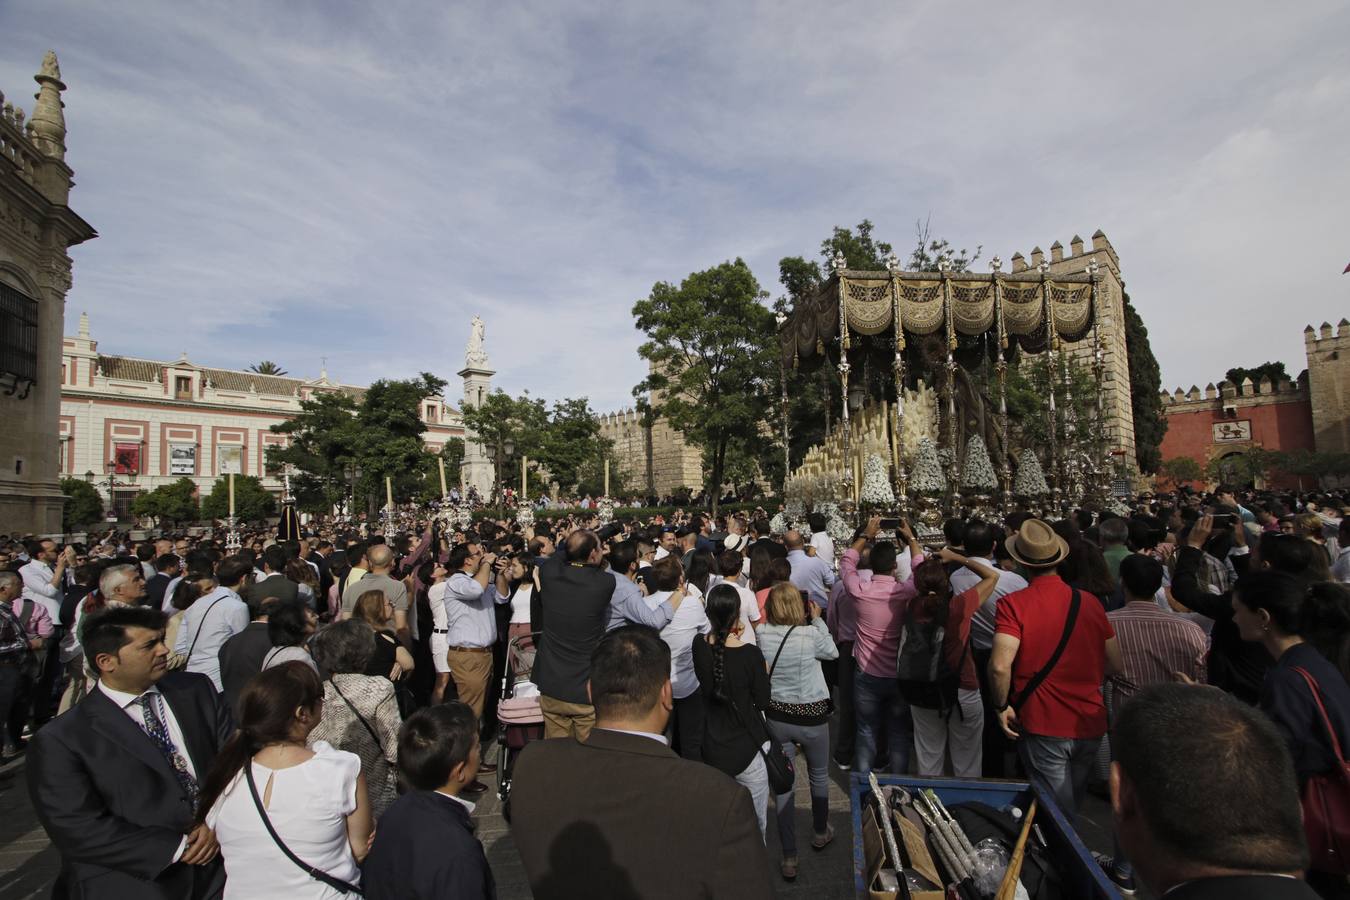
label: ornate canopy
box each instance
[779,269,1097,369]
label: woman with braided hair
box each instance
[692,583,772,841]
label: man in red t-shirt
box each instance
[990,519,1122,820]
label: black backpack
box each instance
[895,596,966,714]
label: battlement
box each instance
[1009,229,1119,274]
[1304,319,1350,349]
[1160,377,1305,407]
[599,408,642,429]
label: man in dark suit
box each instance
[217,598,277,720]
[364,702,495,899]
[1112,684,1319,899]
[144,554,181,610]
[28,605,231,900]
[240,545,298,609]
[531,532,679,741]
[511,625,773,899]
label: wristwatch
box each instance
[994,701,1010,713]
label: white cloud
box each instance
[1,0,1346,411]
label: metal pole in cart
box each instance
[867,773,904,878]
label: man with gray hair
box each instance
[98,563,147,608]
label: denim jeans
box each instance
[767,719,831,855]
[735,745,770,842]
[853,670,912,774]
[833,641,856,764]
[1017,732,1101,822]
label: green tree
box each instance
[1123,293,1167,473]
[633,258,776,513]
[538,397,611,493]
[201,475,277,522]
[1158,456,1204,487]
[249,361,288,376]
[131,477,200,524]
[905,217,981,272]
[1225,361,1289,391]
[1006,354,1100,453]
[268,391,361,513]
[460,390,548,497]
[354,373,449,512]
[60,478,104,531]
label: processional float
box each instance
[775,252,1115,542]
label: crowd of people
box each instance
[0,483,1348,898]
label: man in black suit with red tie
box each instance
[1112,684,1320,899]
[510,625,774,899]
[29,606,231,900]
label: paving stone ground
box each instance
[0,738,1124,900]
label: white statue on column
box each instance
[466,315,489,367]
[459,316,496,499]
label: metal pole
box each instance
[886,254,908,507]
[1039,260,1060,512]
[992,257,1011,510]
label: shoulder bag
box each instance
[726,639,796,794]
[330,677,384,755]
[245,763,364,895]
[1293,666,1350,874]
[1009,588,1080,712]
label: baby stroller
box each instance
[495,630,544,819]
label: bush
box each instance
[60,478,104,531]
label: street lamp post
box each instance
[86,461,138,523]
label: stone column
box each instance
[458,316,495,497]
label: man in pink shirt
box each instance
[841,517,924,774]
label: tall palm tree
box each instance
[249,361,288,376]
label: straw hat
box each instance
[1005,518,1070,569]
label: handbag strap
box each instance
[1011,589,1080,711]
[1293,666,1348,766]
[330,677,384,755]
[185,595,226,663]
[767,625,799,678]
[244,763,363,895]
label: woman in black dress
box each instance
[350,589,415,683]
[692,583,771,842]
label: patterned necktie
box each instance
[137,692,200,811]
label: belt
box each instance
[431,628,449,634]
[447,645,491,654]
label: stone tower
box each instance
[1305,319,1350,454]
[1011,230,1136,469]
[458,316,495,496]
[0,52,97,534]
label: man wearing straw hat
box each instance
[988,519,1123,820]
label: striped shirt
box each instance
[1105,601,1209,712]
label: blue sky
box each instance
[2,0,1347,411]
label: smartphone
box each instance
[878,517,901,530]
[1210,513,1237,527]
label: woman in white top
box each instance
[200,661,372,898]
[420,562,453,704]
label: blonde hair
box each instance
[351,589,390,627]
[766,581,806,626]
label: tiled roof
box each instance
[92,354,453,411]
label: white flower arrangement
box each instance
[826,514,855,545]
[515,504,535,529]
[961,435,999,492]
[910,438,948,495]
[770,511,789,535]
[859,453,896,505]
[596,495,616,524]
[1013,448,1050,497]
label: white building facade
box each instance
[59,314,463,517]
